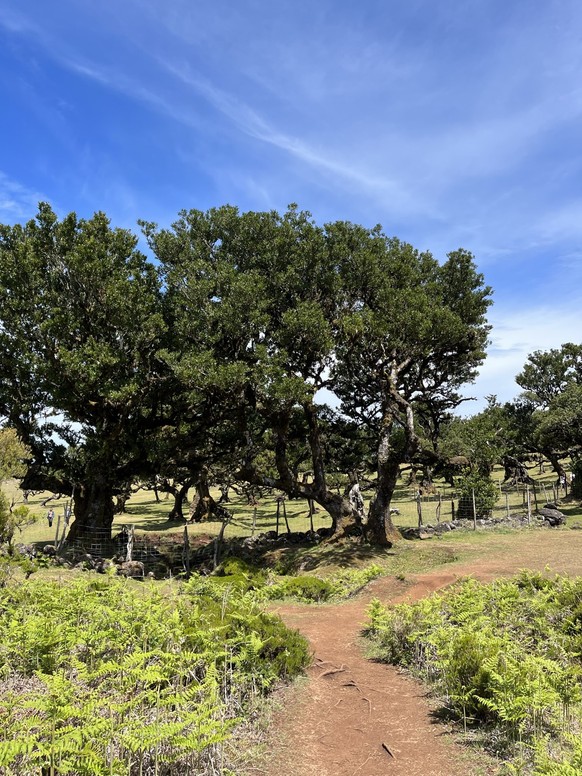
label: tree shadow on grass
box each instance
[251,539,396,573]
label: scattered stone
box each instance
[42,545,57,557]
[117,560,145,578]
[400,510,567,540]
[95,559,115,574]
[15,544,36,559]
[538,507,566,527]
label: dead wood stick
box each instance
[317,665,346,679]
[381,742,395,758]
[353,682,390,695]
[363,696,372,716]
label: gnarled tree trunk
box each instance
[167,481,191,522]
[67,480,115,543]
[366,376,420,546]
[189,470,218,522]
[366,420,400,546]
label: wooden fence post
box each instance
[275,500,280,537]
[213,515,230,570]
[526,487,531,526]
[252,507,257,537]
[472,489,477,531]
[436,493,441,524]
[54,514,61,550]
[282,499,291,535]
[505,492,510,519]
[532,482,539,514]
[309,500,314,533]
[416,493,423,528]
[126,525,134,562]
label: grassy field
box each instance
[5,461,581,553]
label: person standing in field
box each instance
[46,508,54,528]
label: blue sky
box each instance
[1,0,582,411]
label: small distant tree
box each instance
[516,343,582,408]
[456,470,498,519]
[513,345,582,481]
[438,397,511,477]
[0,428,34,545]
[0,494,35,547]
[0,428,29,482]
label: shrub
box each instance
[365,572,582,770]
[0,575,310,775]
[456,471,498,519]
[265,575,335,602]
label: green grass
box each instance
[5,460,581,552]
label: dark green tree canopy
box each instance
[0,204,169,537]
[511,343,582,479]
[332,236,492,542]
[516,343,582,408]
[0,203,493,545]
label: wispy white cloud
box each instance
[0,172,44,222]
[2,0,582,419]
[161,62,413,200]
[466,303,582,410]
[0,6,36,34]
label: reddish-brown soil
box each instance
[254,529,582,776]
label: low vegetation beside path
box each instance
[0,573,310,776]
[365,571,582,774]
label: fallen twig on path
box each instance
[342,680,372,715]
[363,695,372,716]
[317,664,346,679]
[382,742,395,758]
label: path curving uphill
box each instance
[257,529,582,776]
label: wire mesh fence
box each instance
[19,476,572,577]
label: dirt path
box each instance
[256,530,582,776]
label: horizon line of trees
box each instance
[3,203,576,547]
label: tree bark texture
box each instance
[67,480,115,543]
[189,470,218,522]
